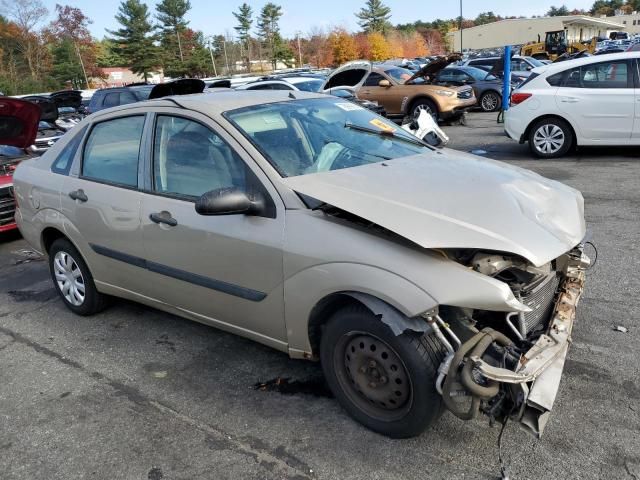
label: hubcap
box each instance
[340,334,411,414]
[533,124,565,154]
[482,93,499,111]
[53,251,85,306]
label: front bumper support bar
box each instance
[470,249,589,436]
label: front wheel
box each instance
[49,238,108,315]
[480,91,501,112]
[320,305,445,438]
[410,98,438,122]
[528,117,574,158]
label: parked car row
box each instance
[505,52,640,157]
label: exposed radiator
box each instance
[520,273,561,334]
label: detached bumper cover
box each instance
[471,248,589,436]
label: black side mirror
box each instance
[195,188,264,216]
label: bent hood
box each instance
[283,151,585,267]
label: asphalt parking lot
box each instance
[1,111,638,480]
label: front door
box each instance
[139,113,287,344]
[60,114,149,294]
[358,72,401,114]
[556,59,634,141]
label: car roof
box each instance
[88,90,326,119]
[532,51,640,75]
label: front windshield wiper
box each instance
[344,121,428,148]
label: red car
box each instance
[0,98,40,232]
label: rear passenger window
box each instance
[119,91,138,104]
[102,92,120,108]
[82,116,144,187]
[564,61,629,88]
[52,127,86,175]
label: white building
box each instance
[447,15,625,51]
[610,11,640,34]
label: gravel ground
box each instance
[0,112,638,480]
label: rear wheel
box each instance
[320,305,445,438]
[48,238,108,315]
[480,91,501,112]
[529,117,574,158]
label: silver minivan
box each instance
[13,91,589,438]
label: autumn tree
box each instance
[0,0,48,80]
[108,0,158,81]
[356,0,392,33]
[304,27,330,67]
[385,30,403,58]
[329,28,357,65]
[421,29,445,55]
[233,3,253,71]
[367,32,390,61]
[49,4,100,88]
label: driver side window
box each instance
[152,115,247,198]
[363,72,386,86]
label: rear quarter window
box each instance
[51,127,86,175]
[546,72,564,86]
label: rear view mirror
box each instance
[378,79,391,87]
[195,188,264,216]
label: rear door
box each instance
[556,59,634,141]
[60,113,150,293]
[138,111,287,344]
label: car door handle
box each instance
[560,98,579,103]
[149,211,178,227]
[68,189,88,202]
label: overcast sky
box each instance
[38,0,596,39]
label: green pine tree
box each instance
[156,0,191,76]
[108,0,158,81]
[257,2,283,69]
[356,0,392,33]
[233,3,253,71]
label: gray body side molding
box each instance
[344,292,432,336]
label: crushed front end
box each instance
[430,244,590,437]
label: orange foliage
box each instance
[367,32,390,61]
[329,28,358,65]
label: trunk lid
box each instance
[0,98,41,149]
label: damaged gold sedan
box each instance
[13,91,589,438]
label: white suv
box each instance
[505,52,640,158]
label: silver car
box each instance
[13,91,589,438]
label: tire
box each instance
[410,98,438,122]
[48,238,108,315]
[320,305,446,438]
[528,117,574,158]
[479,91,501,112]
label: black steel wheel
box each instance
[320,304,445,438]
